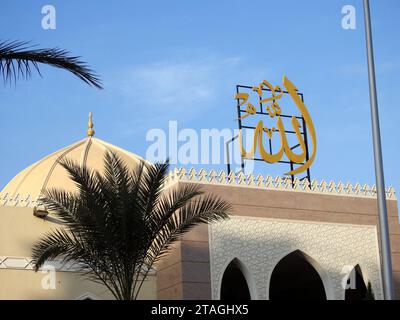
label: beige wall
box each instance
[157,225,211,299]
[0,269,156,300]
[0,206,156,300]
[2,180,399,300]
[157,181,400,300]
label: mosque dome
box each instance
[0,113,148,205]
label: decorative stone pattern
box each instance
[165,168,396,200]
[209,216,383,300]
[0,256,156,275]
[0,256,85,272]
[0,194,41,208]
[1,168,396,207]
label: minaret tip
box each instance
[87,112,95,137]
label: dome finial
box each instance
[87,112,95,137]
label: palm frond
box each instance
[147,193,231,267]
[32,151,231,300]
[0,40,102,88]
[32,228,83,271]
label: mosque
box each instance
[0,115,399,300]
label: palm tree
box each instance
[0,40,102,88]
[31,152,231,300]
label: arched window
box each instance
[220,259,252,300]
[269,250,327,300]
[345,265,368,300]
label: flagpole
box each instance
[363,0,395,300]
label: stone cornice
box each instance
[0,168,396,208]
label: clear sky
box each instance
[1,0,399,208]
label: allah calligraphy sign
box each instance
[235,76,316,178]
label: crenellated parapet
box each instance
[164,168,397,200]
[0,194,40,208]
[0,168,396,207]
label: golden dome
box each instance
[1,114,148,204]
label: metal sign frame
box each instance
[227,84,312,184]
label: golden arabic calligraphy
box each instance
[236,76,316,176]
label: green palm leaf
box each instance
[0,40,102,88]
[32,151,231,300]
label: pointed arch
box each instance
[268,250,330,300]
[218,258,257,300]
[75,292,101,300]
[344,264,369,300]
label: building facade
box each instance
[158,170,399,300]
[0,131,399,300]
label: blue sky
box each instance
[1,0,400,204]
